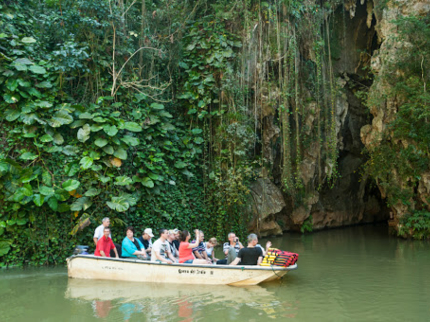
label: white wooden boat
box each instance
[67,255,297,286]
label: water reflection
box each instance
[92,300,113,318]
[66,278,296,321]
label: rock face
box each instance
[360,0,430,232]
[246,178,285,237]
[246,0,392,236]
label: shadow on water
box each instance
[1,224,430,321]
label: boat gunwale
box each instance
[68,255,297,271]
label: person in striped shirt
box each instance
[192,230,211,263]
[216,232,244,265]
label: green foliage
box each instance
[178,15,255,239]
[364,15,430,238]
[399,211,430,240]
[300,215,313,233]
[0,0,215,266]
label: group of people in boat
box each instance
[93,217,271,266]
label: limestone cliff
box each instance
[361,0,430,235]
[244,0,416,236]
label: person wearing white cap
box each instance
[138,228,154,254]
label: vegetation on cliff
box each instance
[0,0,428,266]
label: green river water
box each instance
[1,224,429,322]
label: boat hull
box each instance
[67,255,297,286]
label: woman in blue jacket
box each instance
[122,226,149,259]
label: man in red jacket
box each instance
[95,227,119,258]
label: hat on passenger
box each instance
[144,228,154,237]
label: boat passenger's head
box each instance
[199,230,204,242]
[103,227,110,238]
[180,230,190,242]
[102,217,110,228]
[142,228,154,240]
[159,228,169,240]
[228,232,236,243]
[126,226,135,239]
[168,230,176,241]
[208,237,218,247]
[247,233,258,246]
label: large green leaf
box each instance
[40,134,53,142]
[148,172,160,181]
[194,137,204,144]
[106,197,129,212]
[3,94,19,104]
[33,194,45,206]
[62,179,80,191]
[29,65,46,74]
[21,113,37,125]
[79,156,93,170]
[84,188,100,197]
[150,103,165,110]
[36,81,52,89]
[158,111,173,118]
[121,135,140,147]
[79,112,93,120]
[114,176,133,186]
[103,124,118,136]
[99,176,112,183]
[65,163,79,176]
[102,145,114,155]
[21,37,36,44]
[42,171,52,186]
[70,197,92,211]
[35,101,52,108]
[13,185,33,202]
[124,122,142,132]
[5,109,21,122]
[50,110,73,127]
[182,169,195,178]
[27,87,41,98]
[94,138,108,148]
[44,146,62,153]
[114,147,127,160]
[48,197,58,211]
[21,173,38,183]
[13,61,28,71]
[62,145,79,156]
[70,120,85,128]
[162,123,176,131]
[192,128,203,135]
[93,117,107,123]
[53,133,64,145]
[90,124,103,132]
[19,152,38,161]
[39,186,55,196]
[141,177,154,188]
[174,161,187,169]
[6,79,18,91]
[0,242,11,257]
[77,124,91,142]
